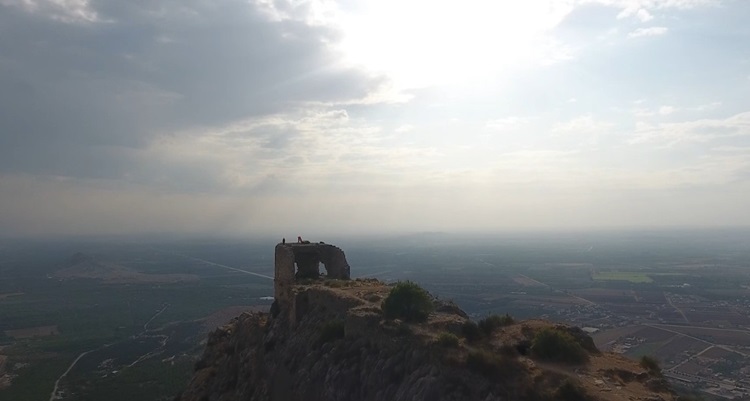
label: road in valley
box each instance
[645,324,749,358]
[664,292,689,324]
[159,249,274,280]
[49,348,101,401]
[49,301,179,400]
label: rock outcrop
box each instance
[176,279,675,401]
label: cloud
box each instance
[659,106,676,115]
[628,26,669,38]
[0,0,100,22]
[690,102,722,112]
[485,117,531,131]
[629,111,750,146]
[552,115,613,135]
[394,125,414,133]
[635,8,654,22]
[0,0,748,236]
[0,0,383,182]
[633,102,720,118]
[589,0,719,17]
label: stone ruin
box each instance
[274,241,351,310]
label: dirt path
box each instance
[644,324,749,357]
[49,347,101,401]
[667,345,714,372]
[160,249,274,280]
[664,292,689,324]
[144,304,169,331]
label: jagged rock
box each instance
[176,279,678,401]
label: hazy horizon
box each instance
[2,0,749,237]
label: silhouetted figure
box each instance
[282,238,285,244]
[297,236,303,243]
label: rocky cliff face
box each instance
[176,279,675,401]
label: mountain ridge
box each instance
[176,278,676,401]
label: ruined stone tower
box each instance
[274,241,351,310]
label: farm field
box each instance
[592,271,654,283]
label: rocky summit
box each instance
[176,241,675,401]
[176,277,676,401]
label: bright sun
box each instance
[337,0,573,88]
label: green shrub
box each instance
[498,343,519,358]
[317,319,345,345]
[436,332,460,348]
[381,281,434,322]
[531,328,588,364]
[556,378,591,401]
[499,314,514,325]
[461,321,482,343]
[520,324,534,338]
[640,355,663,376]
[478,313,514,336]
[466,349,520,377]
[466,350,501,376]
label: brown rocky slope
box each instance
[176,279,675,401]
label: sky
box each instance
[0,0,749,237]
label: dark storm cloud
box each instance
[0,0,381,179]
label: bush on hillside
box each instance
[461,321,482,343]
[478,313,514,336]
[466,349,520,378]
[556,378,592,401]
[381,281,434,322]
[640,355,663,377]
[531,328,589,364]
[317,319,345,345]
[436,332,460,348]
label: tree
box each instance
[531,328,588,364]
[381,281,434,322]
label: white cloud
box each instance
[629,111,750,146]
[486,117,530,131]
[0,0,747,235]
[659,106,676,115]
[690,102,722,112]
[135,106,447,195]
[628,26,669,38]
[550,115,615,149]
[394,125,414,133]
[1,0,100,22]
[635,8,654,22]
[588,0,719,17]
[552,115,613,135]
[634,102,719,118]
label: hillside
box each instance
[176,277,675,401]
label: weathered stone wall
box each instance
[274,242,351,314]
[318,245,350,279]
[274,244,296,310]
